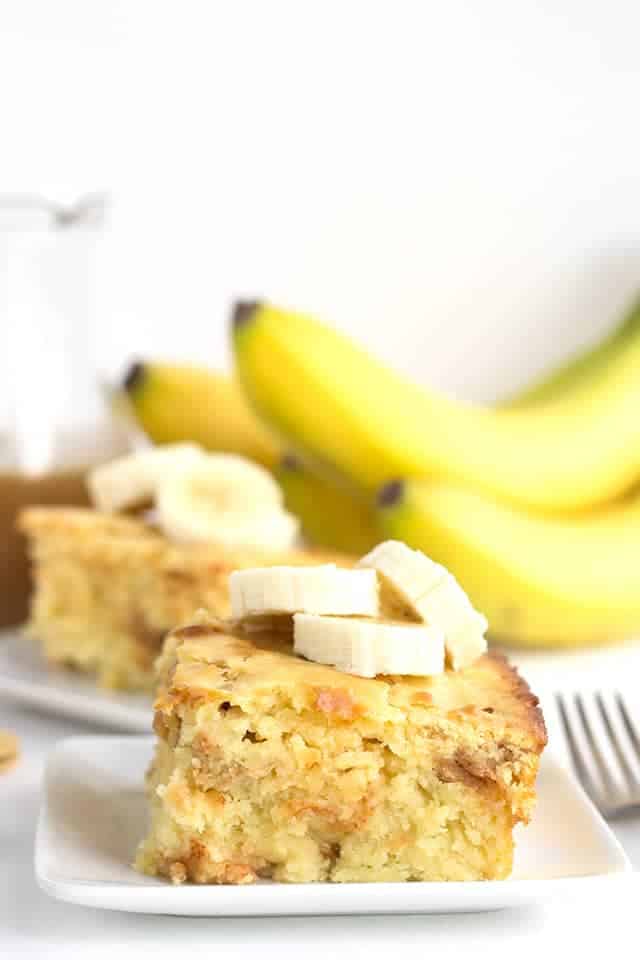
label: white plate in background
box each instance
[0,630,151,733]
[36,736,631,917]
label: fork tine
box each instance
[595,693,639,790]
[555,693,600,800]
[573,693,617,799]
[615,694,640,765]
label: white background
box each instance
[3,1,640,401]
[2,1,640,955]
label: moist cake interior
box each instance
[136,615,546,884]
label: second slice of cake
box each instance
[20,508,346,690]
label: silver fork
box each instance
[556,691,640,818]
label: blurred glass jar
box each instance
[0,194,125,626]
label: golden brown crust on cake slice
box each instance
[479,650,547,749]
[157,616,546,754]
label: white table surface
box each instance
[2,644,640,959]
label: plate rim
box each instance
[0,629,151,733]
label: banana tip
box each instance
[377,480,405,508]
[232,300,261,333]
[281,453,302,471]
[122,361,145,393]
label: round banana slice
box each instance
[359,540,487,669]
[358,540,447,611]
[156,455,296,550]
[293,613,445,678]
[230,565,379,619]
[87,444,204,512]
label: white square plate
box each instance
[36,736,631,916]
[0,630,151,733]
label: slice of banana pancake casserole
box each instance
[136,543,546,884]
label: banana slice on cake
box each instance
[156,454,298,550]
[358,540,487,669]
[87,444,204,512]
[293,614,444,678]
[230,565,379,619]
[89,446,298,551]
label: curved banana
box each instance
[375,478,640,648]
[502,295,640,409]
[275,455,379,554]
[123,362,279,468]
[232,301,640,512]
[121,360,380,553]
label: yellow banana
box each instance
[123,362,279,468]
[122,361,378,554]
[502,295,640,409]
[275,455,380,554]
[376,478,640,648]
[232,300,640,512]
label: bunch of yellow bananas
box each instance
[125,297,640,650]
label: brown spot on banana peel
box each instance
[122,360,145,393]
[280,452,303,471]
[232,300,262,333]
[377,479,405,508]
